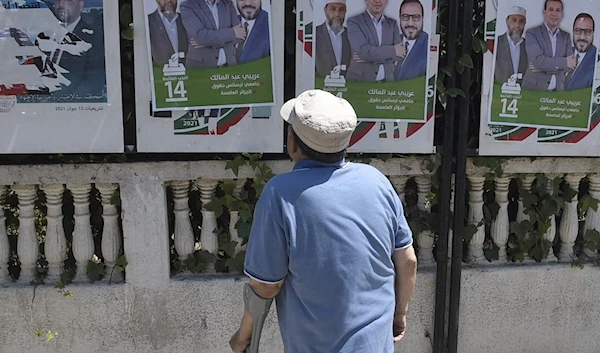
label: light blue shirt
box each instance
[158,10,179,54]
[508,36,523,76]
[244,159,413,353]
[205,0,227,66]
[368,11,386,81]
[326,23,345,66]
[545,24,559,90]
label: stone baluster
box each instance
[389,176,409,206]
[40,184,66,283]
[229,179,247,255]
[559,174,583,262]
[542,174,562,261]
[170,181,194,261]
[97,184,123,282]
[467,176,486,263]
[198,179,219,270]
[515,174,535,223]
[415,176,435,265]
[583,174,600,258]
[67,184,94,282]
[0,186,9,283]
[515,174,535,262]
[13,185,38,283]
[491,177,511,262]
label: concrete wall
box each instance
[458,264,600,353]
[2,264,598,353]
[0,270,435,353]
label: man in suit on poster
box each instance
[148,0,189,67]
[565,13,597,91]
[315,0,351,76]
[346,0,405,82]
[43,0,106,97]
[235,0,270,64]
[522,0,575,92]
[494,6,528,84]
[181,0,247,68]
[394,0,429,81]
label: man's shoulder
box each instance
[383,16,398,26]
[527,24,544,35]
[347,12,366,23]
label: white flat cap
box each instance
[507,6,526,17]
[280,90,357,154]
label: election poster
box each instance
[0,0,123,154]
[135,0,283,153]
[144,0,276,112]
[297,0,439,153]
[479,0,600,156]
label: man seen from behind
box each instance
[229,89,418,353]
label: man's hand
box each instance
[229,329,251,353]
[353,52,366,63]
[393,312,407,342]
[190,39,205,49]
[528,64,541,73]
[234,24,247,40]
[567,55,577,70]
[395,43,406,58]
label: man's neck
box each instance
[545,23,558,34]
[368,10,383,21]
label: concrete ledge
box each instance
[458,263,600,353]
[0,271,436,353]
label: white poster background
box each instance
[0,1,123,154]
[479,0,600,156]
[135,0,283,153]
[296,0,438,154]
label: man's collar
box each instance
[367,10,384,24]
[205,0,220,6]
[158,9,179,23]
[65,16,82,32]
[544,23,559,35]
[292,158,348,170]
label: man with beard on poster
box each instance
[394,0,429,80]
[565,13,597,91]
[43,0,105,98]
[315,0,351,76]
[494,6,528,84]
[148,0,189,67]
[235,0,270,64]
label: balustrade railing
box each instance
[0,183,123,285]
[1,157,599,287]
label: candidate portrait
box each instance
[147,0,189,67]
[346,0,405,82]
[40,0,106,97]
[234,0,270,64]
[315,0,351,77]
[565,13,596,91]
[522,0,575,92]
[394,0,429,81]
[180,0,247,68]
[494,6,528,84]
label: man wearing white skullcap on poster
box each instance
[229,89,417,353]
[315,0,351,76]
[495,5,528,84]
